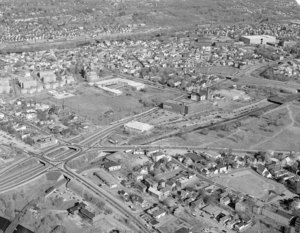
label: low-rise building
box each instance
[147,206,166,219]
[148,187,163,200]
[103,160,121,171]
[163,100,189,115]
[18,74,38,89]
[152,151,166,162]
[39,70,56,83]
[240,35,276,45]
[124,121,153,133]
[32,135,58,149]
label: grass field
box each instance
[61,85,178,124]
[34,83,178,125]
[215,170,279,199]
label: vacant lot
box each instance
[55,85,178,125]
[214,170,280,199]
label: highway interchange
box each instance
[0,91,299,232]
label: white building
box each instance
[39,70,56,83]
[0,78,11,94]
[95,78,146,96]
[124,121,153,133]
[240,35,276,45]
[18,74,38,89]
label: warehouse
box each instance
[240,35,276,45]
[124,121,153,133]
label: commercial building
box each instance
[95,78,145,96]
[39,70,57,83]
[124,121,153,133]
[18,74,38,89]
[240,35,276,45]
[163,100,189,115]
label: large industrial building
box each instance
[240,35,276,45]
[95,78,145,96]
[163,100,189,115]
[124,121,153,133]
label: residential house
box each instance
[220,215,232,226]
[144,177,158,189]
[227,219,241,229]
[256,164,272,178]
[166,179,177,191]
[134,182,147,193]
[148,187,163,200]
[235,221,252,232]
[147,206,166,220]
[152,151,166,162]
[160,186,172,198]
[220,196,231,206]
[190,197,206,210]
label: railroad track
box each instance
[0,170,48,193]
[63,168,151,233]
[0,164,46,184]
[142,102,280,145]
[0,158,39,177]
[0,165,48,192]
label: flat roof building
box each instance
[18,74,38,89]
[39,70,56,83]
[240,35,276,45]
[124,121,153,133]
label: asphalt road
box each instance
[0,86,298,232]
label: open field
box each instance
[36,84,178,125]
[213,103,300,151]
[213,170,284,199]
[154,103,300,151]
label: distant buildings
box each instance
[95,78,145,96]
[124,121,154,133]
[240,35,277,45]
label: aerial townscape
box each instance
[1,0,300,233]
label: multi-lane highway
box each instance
[0,94,298,232]
[0,107,160,233]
